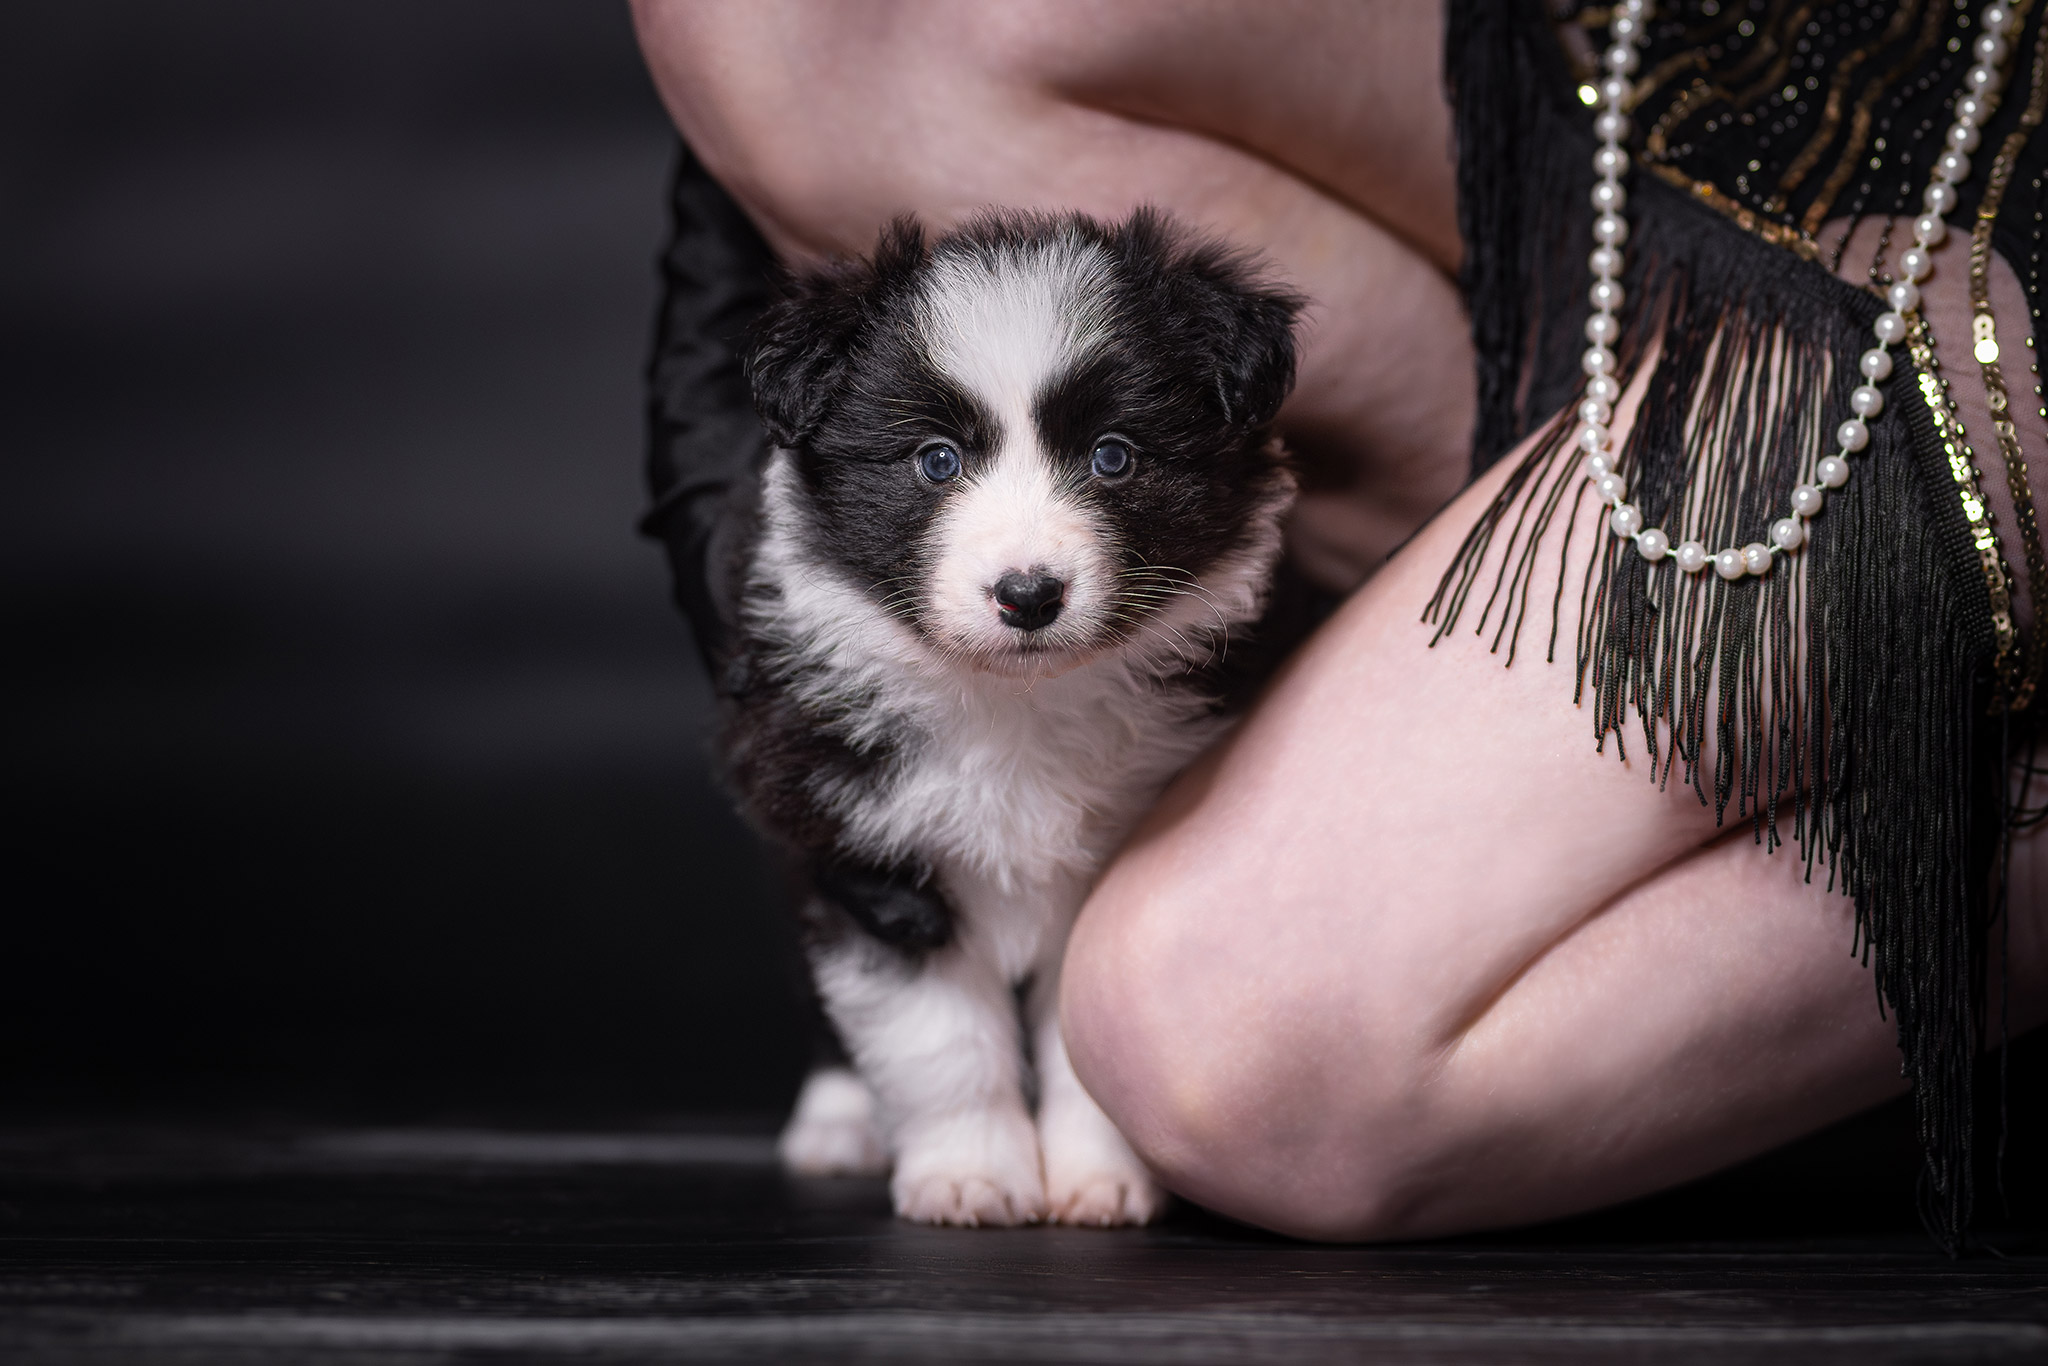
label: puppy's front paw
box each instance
[1047,1166,1168,1227]
[778,1067,889,1177]
[890,1108,1046,1227]
[895,1173,1047,1227]
[1040,1092,1168,1227]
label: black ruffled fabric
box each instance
[641,146,776,689]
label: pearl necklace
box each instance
[1579,0,2026,581]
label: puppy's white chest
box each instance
[848,675,1218,971]
[865,680,1202,872]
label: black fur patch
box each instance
[812,858,952,951]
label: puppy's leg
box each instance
[1028,964,1168,1227]
[778,1065,888,1177]
[812,919,1045,1226]
[777,941,889,1177]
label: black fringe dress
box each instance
[1439,0,2048,1249]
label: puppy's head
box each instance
[749,209,1299,674]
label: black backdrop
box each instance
[1,1,808,1117]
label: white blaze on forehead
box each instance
[917,233,1116,429]
[915,233,1119,659]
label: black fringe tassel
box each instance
[1439,0,2000,1253]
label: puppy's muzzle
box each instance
[993,571,1065,632]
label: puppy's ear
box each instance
[746,217,928,448]
[1206,283,1300,430]
[1115,207,1302,431]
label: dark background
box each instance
[2,1,808,1117]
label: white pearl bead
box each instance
[1675,540,1709,573]
[1714,548,1747,580]
[1594,110,1631,142]
[1594,144,1629,177]
[1611,503,1644,537]
[1771,517,1806,551]
[1590,245,1623,278]
[1596,472,1627,504]
[1860,347,1894,381]
[1593,212,1629,245]
[1599,75,1630,106]
[1792,483,1826,517]
[1817,455,1850,489]
[1874,311,1909,344]
[1582,452,1614,482]
[1935,149,1972,184]
[1743,543,1773,576]
[1583,344,1617,375]
[1956,94,1989,125]
[1579,397,1613,426]
[1851,385,1885,418]
[1586,374,1622,404]
[1605,43,1639,74]
[1949,121,1982,153]
[1984,4,2014,35]
[1886,280,1921,313]
[1590,279,1625,313]
[1579,421,1612,451]
[1913,212,1948,247]
[1837,417,1870,452]
[1585,312,1620,344]
[1898,246,1932,282]
[1637,527,1670,561]
[1611,13,1638,40]
[1977,33,2010,65]
[1924,180,1959,216]
[1966,64,2002,96]
[1591,180,1627,213]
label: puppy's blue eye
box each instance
[919,445,961,483]
[1091,438,1133,479]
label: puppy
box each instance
[724,209,1299,1226]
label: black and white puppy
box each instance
[726,209,1299,1227]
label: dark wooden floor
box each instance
[1,1117,2043,1365]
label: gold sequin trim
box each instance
[1644,163,1821,257]
[1909,316,2018,671]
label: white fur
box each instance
[917,231,1115,434]
[924,443,1117,663]
[918,233,1122,665]
[777,1066,887,1177]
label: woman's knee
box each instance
[1061,840,1447,1240]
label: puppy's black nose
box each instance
[993,572,1065,631]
